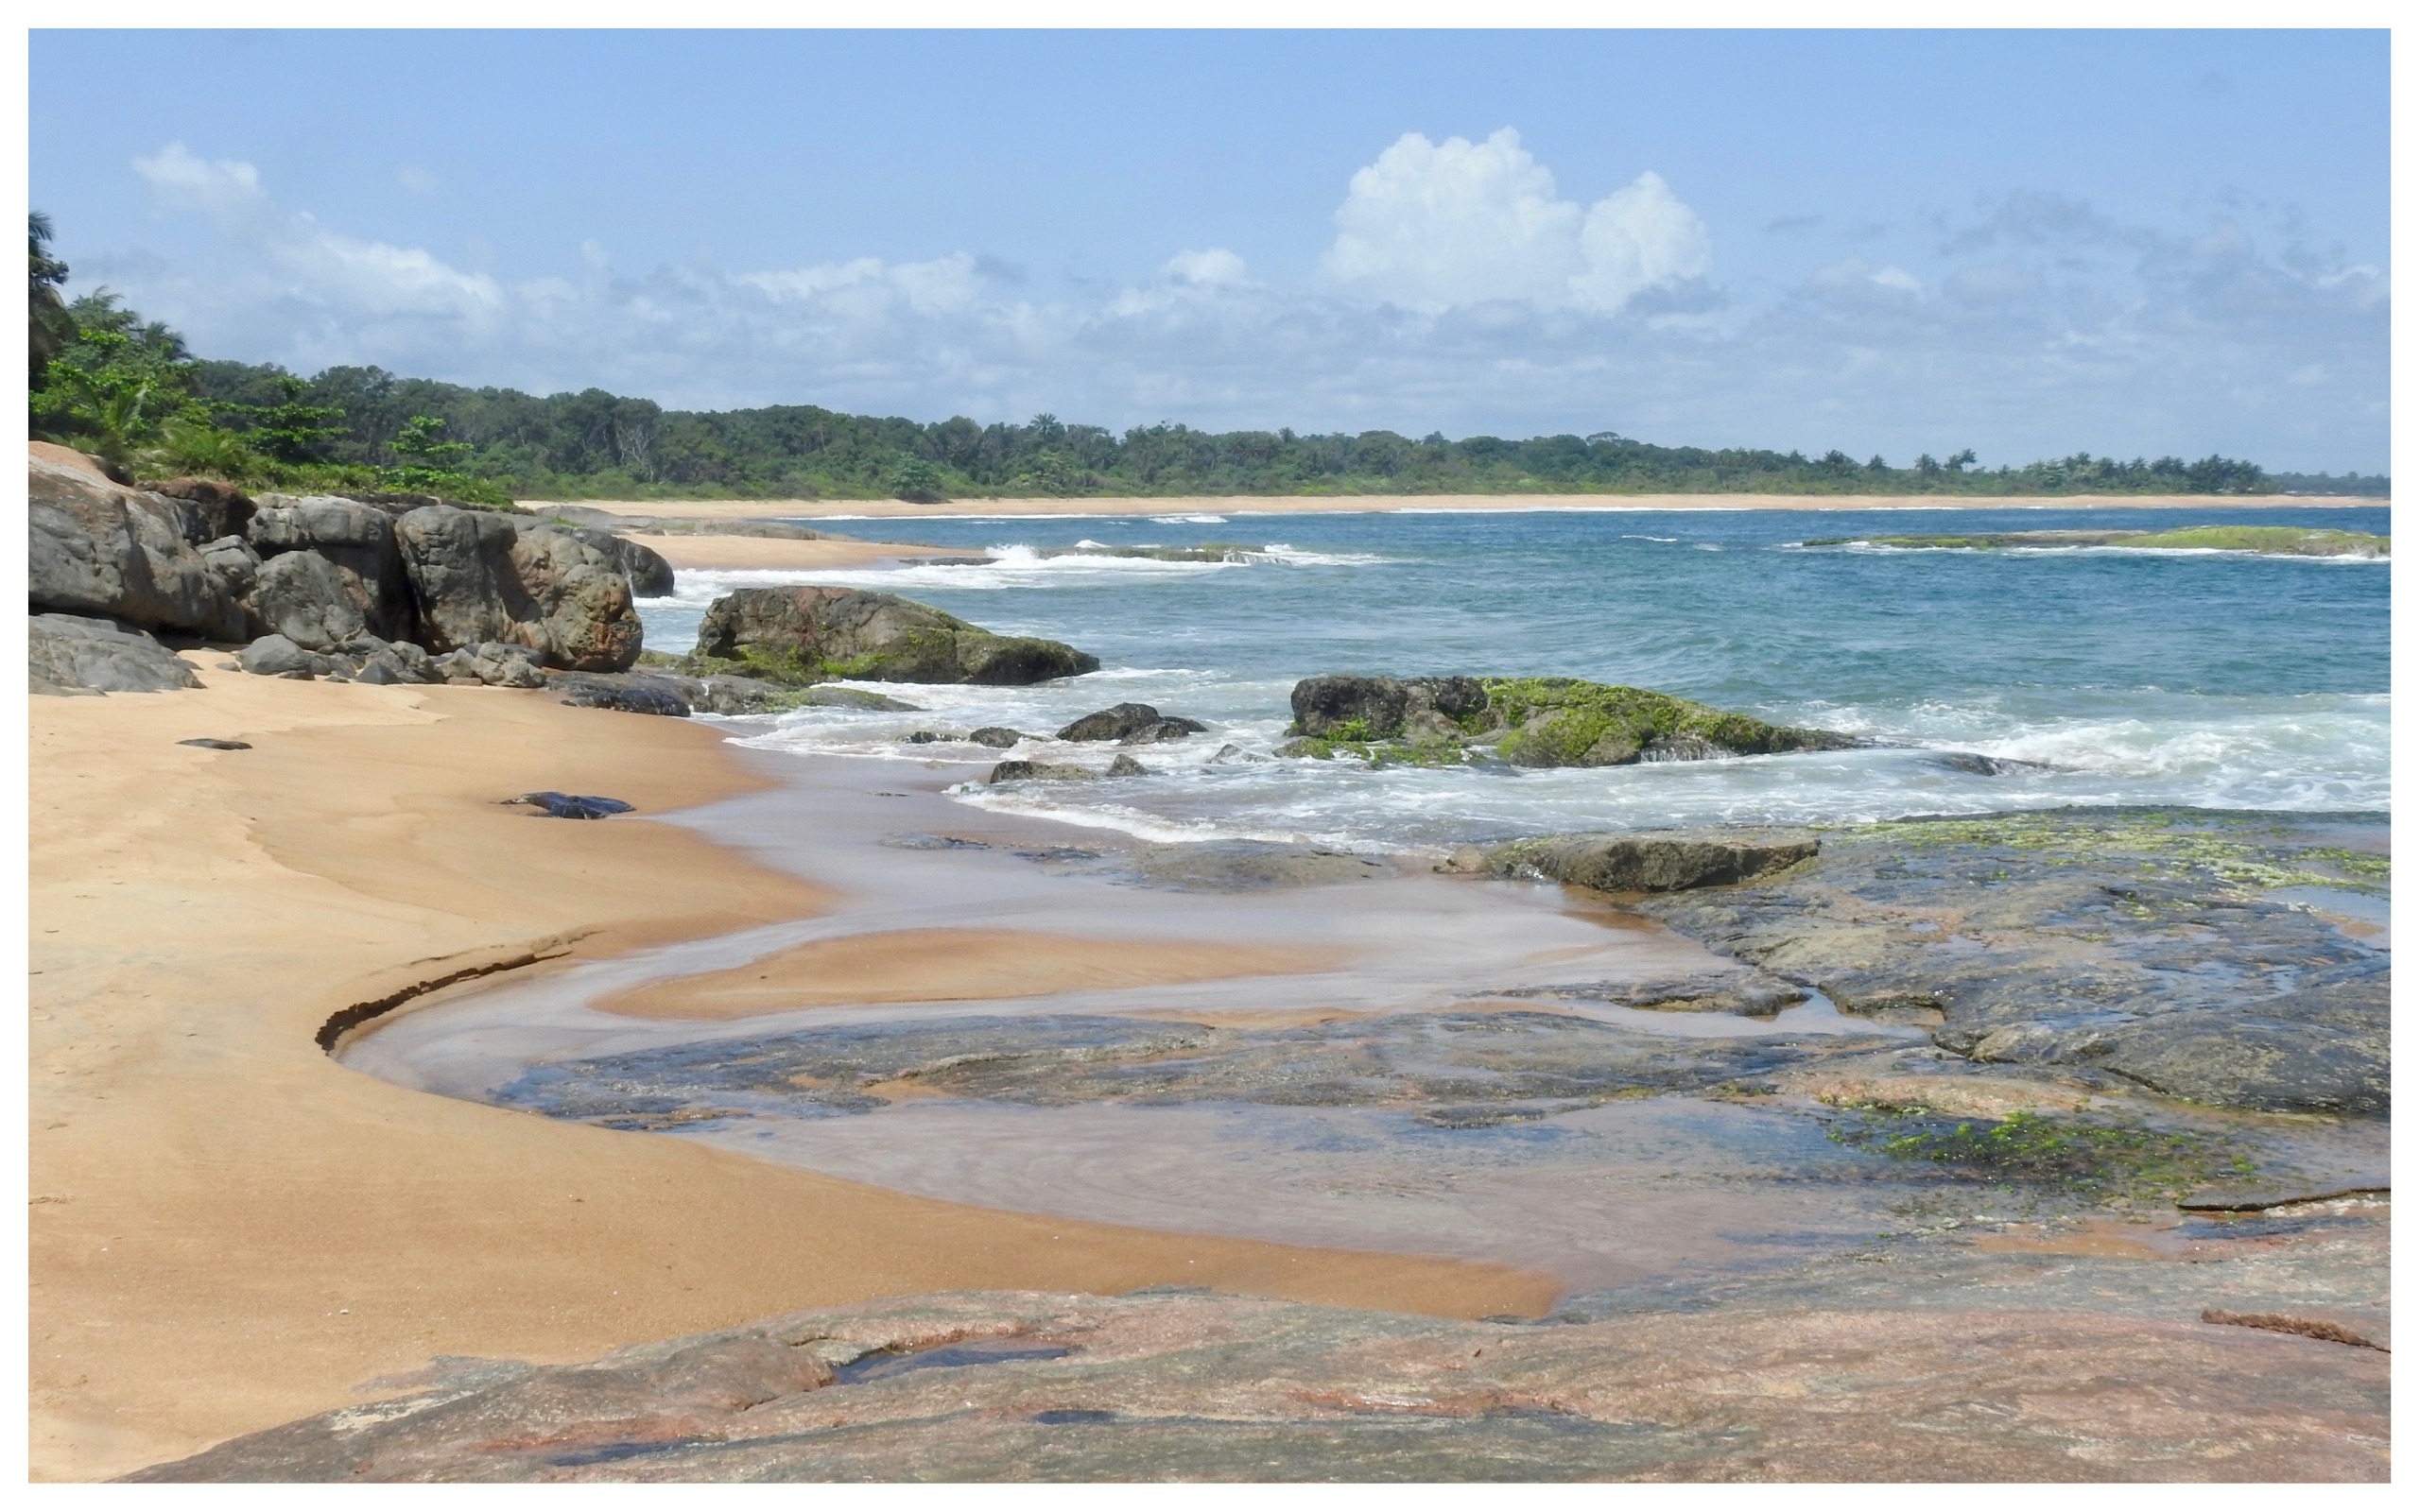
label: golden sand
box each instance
[28,676,1557,1480]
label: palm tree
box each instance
[29,211,76,387]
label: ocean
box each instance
[635,504,2390,850]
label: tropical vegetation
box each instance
[29,213,2389,505]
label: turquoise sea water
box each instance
[634,505,2389,850]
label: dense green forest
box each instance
[31,215,2390,504]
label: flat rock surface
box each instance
[133,1197,2390,1481]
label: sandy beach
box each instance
[542,490,2384,524]
[27,675,1558,1482]
[633,535,986,571]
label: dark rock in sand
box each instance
[1489,830,1820,892]
[988,760,1098,783]
[1123,842,1390,891]
[693,586,1097,686]
[28,612,202,695]
[969,726,1024,747]
[507,792,637,820]
[1055,702,1211,745]
[432,641,549,688]
[28,453,251,641]
[550,673,695,718]
[177,738,252,750]
[236,632,445,686]
[395,507,643,671]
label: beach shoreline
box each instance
[27,676,1558,1482]
[538,490,2387,524]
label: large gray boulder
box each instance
[29,611,202,694]
[393,507,643,671]
[693,587,1098,686]
[247,495,415,641]
[27,454,250,642]
[247,551,370,650]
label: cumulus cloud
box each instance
[1320,129,1710,313]
[83,139,2386,472]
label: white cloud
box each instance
[86,141,2386,472]
[135,142,501,327]
[1320,129,1710,313]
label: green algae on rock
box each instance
[1283,674,1856,769]
[1808,526,2388,558]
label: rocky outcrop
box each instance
[247,495,415,641]
[236,632,446,686]
[28,612,202,694]
[147,476,257,542]
[969,727,1025,747]
[693,587,1098,686]
[521,520,675,597]
[394,508,642,672]
[1055,702,1209,744]
[1291,675,1489,743]
[1624,809,2390,1115]
[27,454,249,641]
[126,1268,2392,1483]
[1284,674,1853,768]
[1482,830,1821,892]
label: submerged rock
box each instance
[1622,808,2390,1115]
[693,586,1098,686]
[988,760,1098,783]
[1057,702,1210,743]
[28,612,201,695]
[1283,674,1853,768]
[969,726,1026,747]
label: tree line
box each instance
[32,215,2388,504]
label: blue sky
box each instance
[31,29,2390,472]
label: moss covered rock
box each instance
[1284,673,1853,768]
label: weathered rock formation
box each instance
[1283,674,1855,768]
[247,495,415,642]
[28,453,250,642]
[521,520,675,597]
[394,508,643,671]
[28,612,202,695]
[692,587,1098,686]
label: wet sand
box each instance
[27,677,1558,1481]
[542,491,2382,524]
[596,929,1340,1019]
